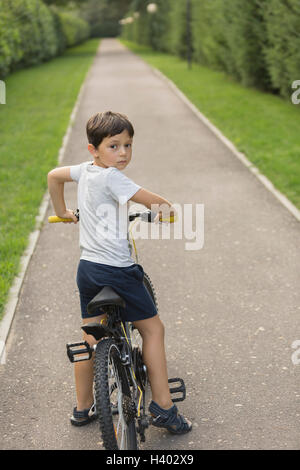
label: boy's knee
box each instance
[158,318,165,336]
[136,315,165,339]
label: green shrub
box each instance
[0,1,22,77]
[121,0,300,99]
[90,20,119,38]
[11,0,58,68]
[145,0,171,52]
[221,0,270,90]
[192,0,236,72]
[263,0,300,97]
[59,11,90,47]
[166,0,188,59]
[192,0,270,90]
[48,6,67,55]
[0,0,90,79]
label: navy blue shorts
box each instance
[76,259,158,322]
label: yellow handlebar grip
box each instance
[48,216,73,223]
[160,215,178,223]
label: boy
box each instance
[47,111,192,435]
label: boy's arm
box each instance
[130,188,176,220]
[47,166,78,223]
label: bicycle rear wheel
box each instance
[94,338,138,450]
[144,271,158,312]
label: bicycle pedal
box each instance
[168,377,186,402]
[66,341,93,363]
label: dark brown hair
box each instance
[86,111,134,149]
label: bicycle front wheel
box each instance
[94,338,138,450]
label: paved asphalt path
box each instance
[0,39,299,450]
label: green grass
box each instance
[0,38,100,321]
[120,39,300,211]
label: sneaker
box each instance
[70,403,97,426]
[149,400,192,434]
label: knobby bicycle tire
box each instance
[94,338,138,450]
[143,272,158,312]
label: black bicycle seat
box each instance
[87,286,126,316]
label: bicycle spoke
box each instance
[110,354,128,449]
[94,338,138,450]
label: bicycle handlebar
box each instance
[48,216,74,223]
[48,209,177,224]
[48,209,79,223]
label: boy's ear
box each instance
[87,143,97,156]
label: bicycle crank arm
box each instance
[66,341,94,363]
[168,378,186,402]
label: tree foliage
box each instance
[121,0,300,98]
[0,0,90,78]
[80,0,132,37]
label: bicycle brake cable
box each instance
[128,218,139,263]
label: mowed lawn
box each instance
[120,40,300,211]
[0,39,100,321]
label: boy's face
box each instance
[88,129,133,170]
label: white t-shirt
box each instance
[70,161,141,267]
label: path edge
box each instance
[0,41,101,365]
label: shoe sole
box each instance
[70,414,97,427]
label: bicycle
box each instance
[48,208,186,450]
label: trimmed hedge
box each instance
[59,11,90,47]
[0,0,90,79]
[192,0,271,91]
[263,0,300,98]
[121,0,300,99]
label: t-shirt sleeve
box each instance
[69,164,82,182]
[107,168,141,204]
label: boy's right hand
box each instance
[59,209,79,224]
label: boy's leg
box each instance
[74,314,106,411]
[133,315,173,409]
